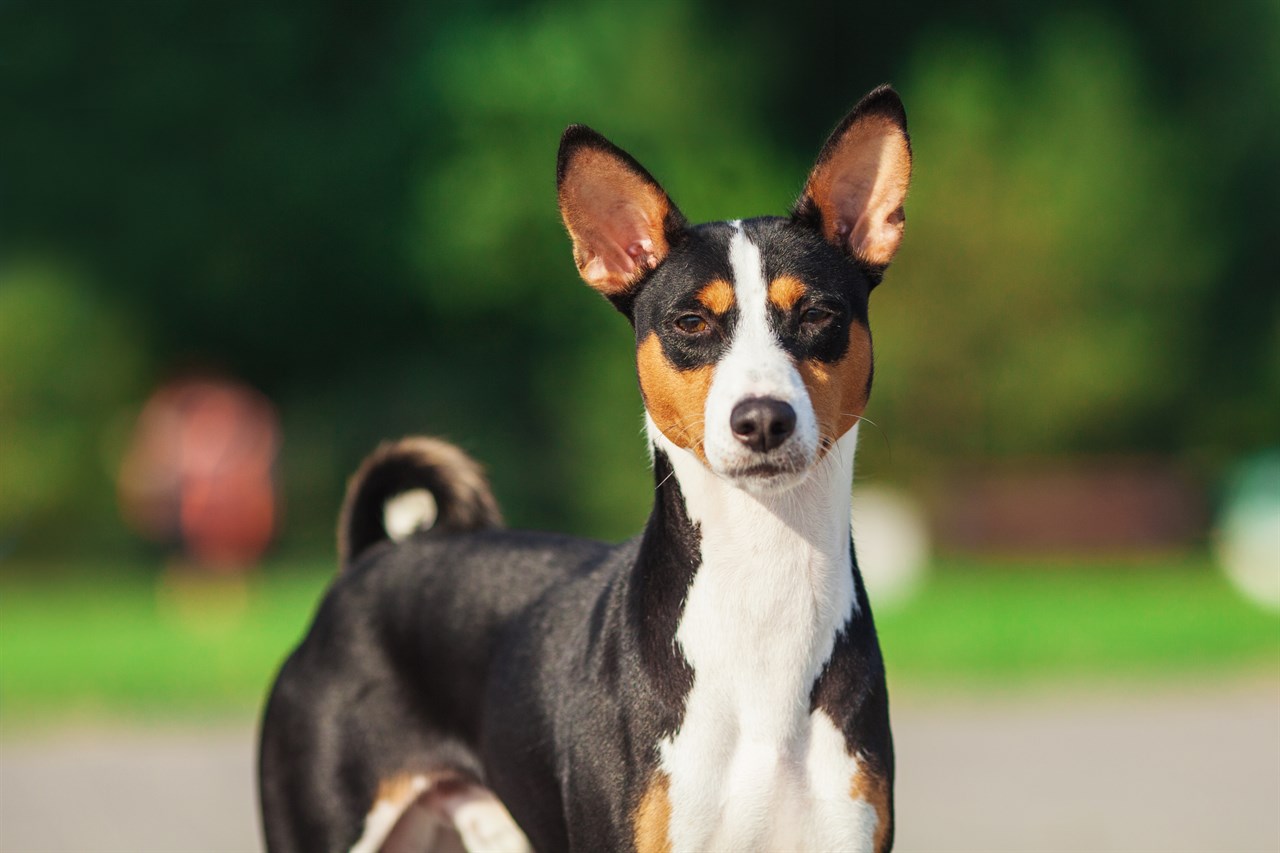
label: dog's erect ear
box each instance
[557,125,686,297]
[794,86,912,271]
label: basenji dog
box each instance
[260,84,912,853]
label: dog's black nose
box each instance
[730,398,797,453]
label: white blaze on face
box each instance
[701,223,819,483]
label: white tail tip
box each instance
[383,489,439,542]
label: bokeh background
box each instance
[1,1,1277,851]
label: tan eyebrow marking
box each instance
[849,758,892,852]
[696,279,735,315]
[768,275,807,310]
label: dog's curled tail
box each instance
[337,436,503,568]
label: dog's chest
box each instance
[650,526,879,851]
[656,703,880,852]
[631,427,883,851]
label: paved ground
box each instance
[2,680,1277,852]
[891,680,1280,852]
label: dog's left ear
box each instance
[794,86,912,275]
[557,125,686,300]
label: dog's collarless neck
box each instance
[631,425,863,700]
[647,422,860,593]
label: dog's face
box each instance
[625,219,873,491]
[558,87,911,492]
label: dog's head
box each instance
[557,87,911,493]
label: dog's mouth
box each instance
[718,450,814,491]
[730,461,799,478]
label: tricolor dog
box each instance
[260,85,913,853]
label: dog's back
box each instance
[259,438,611,852]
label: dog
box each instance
[259,84,912,853]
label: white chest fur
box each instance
[648,425,880,852]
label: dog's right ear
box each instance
[557,126,686,301]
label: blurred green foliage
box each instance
[2,557,1275,723]
[1,0,1276,556]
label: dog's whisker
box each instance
[654,465,679,492]
[661,415,706,447]
[836,412,891,458]
[672,419,706,444]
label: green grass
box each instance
[1,556,1277,726]
[875,558,1280,686]
[0,564,332,725]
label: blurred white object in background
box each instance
[1215,451,1280,612]
[852,485,931,609]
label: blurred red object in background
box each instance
[118,377,280,572]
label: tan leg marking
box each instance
[768,275,807,311]
[633,773,673,853]
[378,773,426,804]
[637,333,713,460]
[850,762,892,853]
[351,773,432,853]
[352,772,531,853]
[797,321,873,451]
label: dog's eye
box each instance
[800,307,834,327]
[674,314,709,334]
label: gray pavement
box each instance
[891,680,1280,852]
[2,680,1277,852]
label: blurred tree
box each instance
[1,0,1275,557]
[874,17,1213,461]
[726,0,1279,469]
[0,263,146,550]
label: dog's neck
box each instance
[652,420,859,594]
[635,420,862,715]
